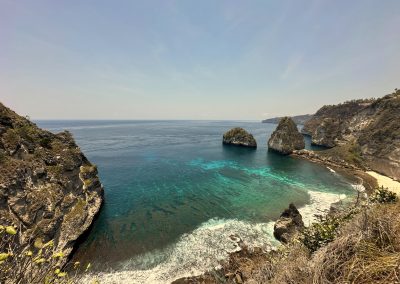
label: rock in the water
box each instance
[268,117,305,154]
[273,203,304,243]
[223,127,257,148]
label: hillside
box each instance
[302,90,400,180]
[0,102,103,264]
[262,114,313,125]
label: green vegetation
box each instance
[39,136,53,149]
[370,187,398,204]
[302,215,341,253]
[64,199,87,223]
[0,225,93,284]
[186,189,400,283]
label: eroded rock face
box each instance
[268,117,305,154]
[0,102,103,260]
[223,127,257,148]
[273,203,304,243]
[301,90,400,180]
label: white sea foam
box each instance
[85,191,345,283]
[85,219,275,284]
[299,190,346,226]
[327,167,336,173]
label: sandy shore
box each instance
[366,171,400,195]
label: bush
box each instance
[302,216,341,253]
[370,187,398,204]
[39,136,52,149]
[0,224,91,283]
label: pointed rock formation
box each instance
[268,117,305,154]
[223,127,257,148]
[273,203,304,243]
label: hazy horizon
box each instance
[1,0,399,120]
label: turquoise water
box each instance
[37,120,354,280]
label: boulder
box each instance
[273,203,304,243]
[223,127,257,148]
[268,117,305,154]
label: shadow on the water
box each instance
[222,143,257,157]
[68,197,106,271]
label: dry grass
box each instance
[183,201,400,284]
[269,202,400,284]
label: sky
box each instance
[1,0,399,120]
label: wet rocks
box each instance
[273,203,304,243]
[223,127,257,148]
[268,117,305,154]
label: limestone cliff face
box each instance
[0,102,103,259]
[301,100,372,140]
[268,117,305,154]
[223,127,257,148]
[301,90,400,180]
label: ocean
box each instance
[36,120,355,283]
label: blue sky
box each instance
[1,0,399,120]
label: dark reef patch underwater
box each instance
[37,120,355,283]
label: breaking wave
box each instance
[85,190,345,283]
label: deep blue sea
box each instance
[36,120,355,283]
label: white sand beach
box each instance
[366,171,400,195]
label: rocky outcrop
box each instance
[273,203,304,243]
[301,90,400,180]
[292,149,361,171]
[223,127,257,148]
[301,99,372,139]
[0,102,103,260]
[268,117,305,154]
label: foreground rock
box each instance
[223,127,257,148]
[0,102,103,261]
[273,203,304,243]
[268,117,305,154]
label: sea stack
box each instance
[268,117,305,154]
[223,127,257,148]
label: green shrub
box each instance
[39,136,52,148]
[302,216,341,253]
[370,187,398,204]
[302,208,359,253]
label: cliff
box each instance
[223,127,257,148]
[0,102,103,260]
[262,114,313,125]
[302,90,400,180]
[268,117,305,154]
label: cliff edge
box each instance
[302,89,400,180]
[0,102,103,260]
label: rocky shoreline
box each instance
[291,148,378,193]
